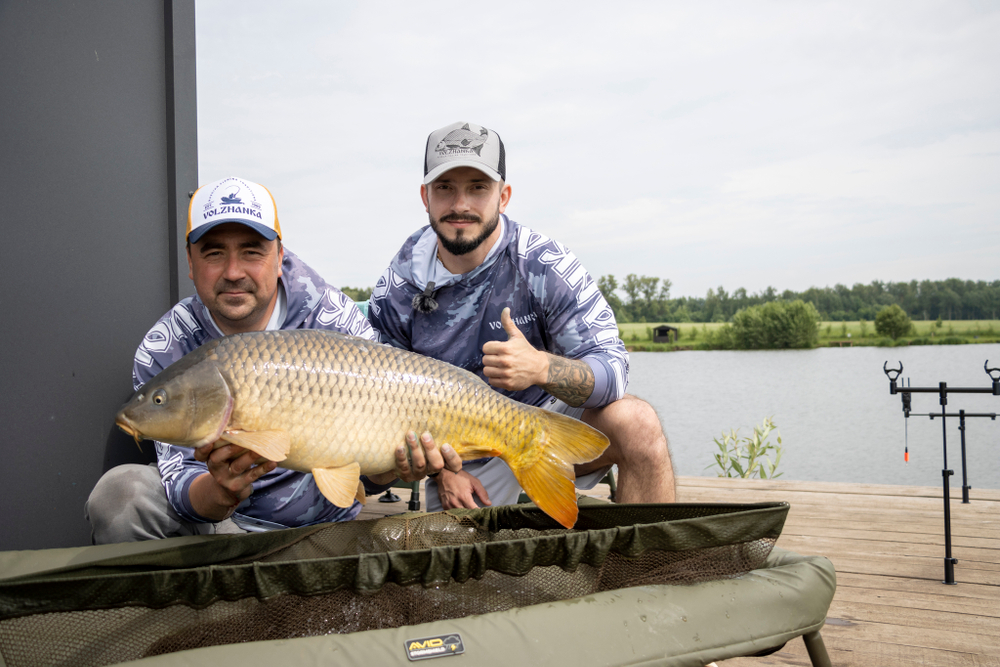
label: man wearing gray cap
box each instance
[86,176,459,543]
[368,123,675,512]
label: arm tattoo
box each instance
[543,355,595,407]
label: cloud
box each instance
[196,1,1000,296]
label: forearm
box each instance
[541,353,595,407]
[188,473,240,522]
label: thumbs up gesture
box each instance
[482,307,548,391]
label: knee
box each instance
[599,396,666,440]
[586,396,669,458]
[88,465,153,508]
[86,465,163,542]
[623,396,666,437]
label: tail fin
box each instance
[506,410,609,529]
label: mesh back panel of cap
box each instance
[0,502,787,667]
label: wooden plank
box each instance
[802,554,998,585]
[833,585,1000,616]
[776,523,1000,548]
[679,490,1000,517]
[827,598,1000,636]
[719,637,1000,667]
[815,619,1000,655]
[677,477,1000,504]
[678,476,1000,502]
[834,572,1000,601]
[772,534,1000,565]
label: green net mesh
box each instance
[0,501,787,667]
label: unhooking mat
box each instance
[0,501,835,667]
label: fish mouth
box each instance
[115,415,142,444]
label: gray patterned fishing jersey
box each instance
[133,249,383,527]
[368,216,629,412]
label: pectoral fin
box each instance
[356,480,367,506]
[220,429,291,462]
[312,463,362,508]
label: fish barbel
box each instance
[115,330,610,528]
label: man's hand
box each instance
[482,307,547,391]
[366,431,463,486]
[434,469,491,509]
[189,442,277,521]
[482,307,595,407]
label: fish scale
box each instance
[116,329,610,528]
[213,331,500,472]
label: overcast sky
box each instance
[195,1,999,300]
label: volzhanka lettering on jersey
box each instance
[186,176,282,243]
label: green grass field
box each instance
[617,320,1000,350]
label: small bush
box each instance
[725,300,820,349]
[940,336,965,345]
[875,305,912,340]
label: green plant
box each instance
[707,418,783,479]
[727,300,820,349]
[935,316,943,329]
[859,318,868,338]
[875,304,912,340]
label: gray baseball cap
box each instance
[423,121,506,184]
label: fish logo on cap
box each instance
[435,124,489,156]
[423,121,506,184]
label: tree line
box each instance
[596,276,1000,323]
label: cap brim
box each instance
[188,219,279,244]
[423,161,502,184]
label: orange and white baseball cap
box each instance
[187,176,282,243]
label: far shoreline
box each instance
[620,319,1000,352]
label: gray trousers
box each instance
[84,463,246,545]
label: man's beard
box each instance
[430,209,500,256]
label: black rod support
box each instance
[958,411,971,504]
[884,362,1000,586]
[942,468,957,585]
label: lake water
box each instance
[626,344,1000,489]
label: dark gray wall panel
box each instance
[0,0,197,550]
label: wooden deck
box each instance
[362,476,1000,666]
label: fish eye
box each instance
[152,390,167,406]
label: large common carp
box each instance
[116,329,610,528]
